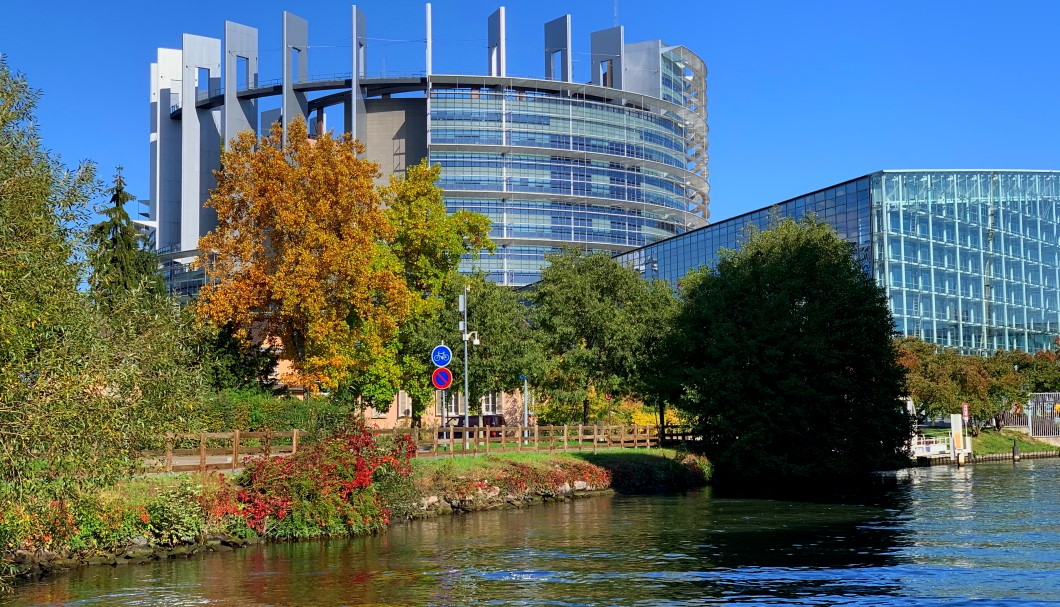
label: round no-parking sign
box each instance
[431,367,454,390]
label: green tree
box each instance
[532,249,663,424]
[87,169,162,308]
[633,278,681,428]
[0,58,203,492]
[463,274,541,407]
[667,217,911,487]
[192,319,277,392]
[380,160,493,420]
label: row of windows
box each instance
[445,199,683,233]
[431,129,686,169]
[438,177,690,211]
[431,88,687,135]
[430,110,686,154]
[433,153,689,194]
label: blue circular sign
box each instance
[432,367,454,390]
[431,344,453,368]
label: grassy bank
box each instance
[971,429,1056,455]
[1,432,709,591]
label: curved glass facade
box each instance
[617,170,1060,355]
[429,84,707,286]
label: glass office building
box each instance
[150,8,709,292]
[617,170,1060,355]
[429,80,706,285]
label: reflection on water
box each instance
[9,459,1060,606]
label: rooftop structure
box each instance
[147,5,709,292]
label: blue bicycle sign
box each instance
[431,344,453,368]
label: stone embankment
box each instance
[11,450,711,584]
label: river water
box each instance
[7,458,1060,606]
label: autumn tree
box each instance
[898,337,1035,434]
[380,160,492,419]
[196,119,411,395]
[1025,339,1060,393]
[87,169,162,309]
[666,217,911,487]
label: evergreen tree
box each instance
[666,217,912,488]
[87,169,162,308]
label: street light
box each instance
[459,286,479,449]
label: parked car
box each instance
[438,414,506,439]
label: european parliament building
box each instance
[147,5,709,291]
[617,170,1060,355]
[146,7,1059,357]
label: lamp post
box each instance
[520,374,529,442]
[459,286,479,450]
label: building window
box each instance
[480,391,500,414]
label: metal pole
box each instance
[460,290,469,449]
[521,374,529,442]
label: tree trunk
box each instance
[582,398,590,425]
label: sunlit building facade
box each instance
[147,6,709,292]
[618,170,1060,355]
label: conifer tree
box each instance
[87,170,162,308]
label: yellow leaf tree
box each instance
[196,119,411,392]
[380,160,494,418]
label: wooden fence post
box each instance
[264,430,272,458]
[534,425,539,451]
[563,425,569,452]
[593,426,598,453]
[231,429,240,470]
[198,432,207,475]
[577,424,583,451]
[165,432,174,473]
[291,429,299,455]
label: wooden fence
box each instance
[146,424,700,471]
[156,430,300,473]
[373,424,698,458]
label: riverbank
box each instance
[2,439,710,590]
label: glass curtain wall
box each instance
[429,85,702,286]
[873,170,1060,354]
[618,177,873,285]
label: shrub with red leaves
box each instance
[233,419,416,539]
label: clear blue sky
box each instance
[4,0,1060,223]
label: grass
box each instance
[972,429,1056,455]
[411,447,673,474]
[411,448,710,495]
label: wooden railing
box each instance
[146,424,703,472]
[370,424,670,458]
[155,430,300,473]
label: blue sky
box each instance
[4,0,1060,223]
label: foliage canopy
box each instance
[665,217,912,486]
[196,119,412,393]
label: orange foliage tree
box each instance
[195,119,411,392]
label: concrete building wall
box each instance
[149,48,182,251]
[364,98,428,182]
[223,21,258,149]
[180,34,221,252]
